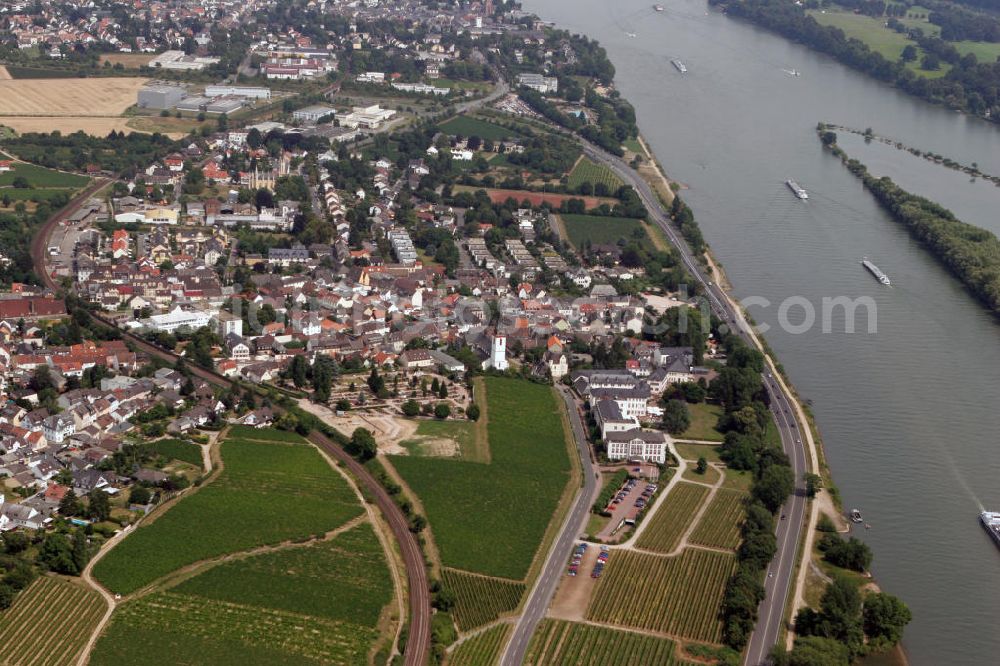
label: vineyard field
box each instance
[0,576,106,666]
[635,482,709,554]
[91,525,392,666]
[448,624,512,666]
[567,157,624,191]
[689,490,746,550]
[150,438,203,468]
[93,429,362,595]
[587,549,736,643]
[524,620,697,666]
[442,568,525,631]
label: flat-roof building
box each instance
[137,84,186,110]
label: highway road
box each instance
[499,385,598,666]
[580,141,810,665]
[28,193,432,666]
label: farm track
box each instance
[30,207,431,666]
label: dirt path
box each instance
[379,455,444,578]
[75,527,129,666]
[615,439,687,548]
[0,65,11,80]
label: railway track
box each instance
[29,187,432,666]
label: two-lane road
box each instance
[500,385,598,666]
[580,140,811,665]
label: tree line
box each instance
[823,131,1000,315]
[711,0,1000,119]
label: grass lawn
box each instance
[567,156,623,191]
[0,187,74,202]
[721,469,754,493]
[151,438,203,468]
[808,9,951,78]
[587,513,609,538]
[682,464,721,485]
[953,41,1000,63]
[623,136,644,154]
[677,402,724,442]
[438,114,517,141]
[92,429,362,595]
[389,377,572,580]
[399,418,486,461]
[0,162,88,188]
[560,213,652,251]
[675,442,723,464]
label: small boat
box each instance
[626,32,637,38]
[786,179,808,199]
[980,511,1000,549]
[654,4,665,11]
[782,68,801,77]
[861,258,891,286]
[671,59,687,73]
[850,508,863,523]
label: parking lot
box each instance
[597,474,660,542]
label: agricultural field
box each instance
[0,77,148,116]
[448,623,512,666]
[442,568,525,631]
[456,186,618,209]
[0,116,136,137]
[91,523,392,666]
[0,576,107,666]
[99,53,157,68]
[689,489,746,550]
[439,115,517,141]
[567,156,623,191]
[636,482,710,554]
[92,428,362,595]
[150,438,203,468]
[125,115,209,139]
[587,549,737,643]
[560,214,653,251]
[524,620,696,666]
[0,162,88,188]
[389,377,572,580]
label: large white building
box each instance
[144,306,213,333]
[204,85,272,100]
[339,105,396,130]
[606,429,668,464]
[517,72,559,94]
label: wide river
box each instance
[524,0,1000,663]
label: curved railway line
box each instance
[28,190,431,666]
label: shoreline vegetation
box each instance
[818,124,1000,314]
[709,0,1000,122]
[825,123,1000,186]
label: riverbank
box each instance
[631,86,910,665]
[821,129,1000,316]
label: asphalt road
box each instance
[499,385,598,666]
[30,196,433,666]
[581,142,809,665]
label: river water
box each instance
[523,0,1000,663]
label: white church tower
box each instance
[490,334,508,371]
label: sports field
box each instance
[439,115,517,141]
